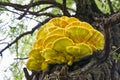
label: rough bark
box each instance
[111,24,120,48]
[24,55,120,80]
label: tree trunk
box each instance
[27,55,120,80]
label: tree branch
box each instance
[104,12,120,25]
[0,42,9,45]
[14,57,28,60]
[103,12,120,61]
[18,0,34,19]
[5,8,40,22]
[28,12,61,17]
[0,2,27,9]
[23,68,31,80]
[0,18,50,56]
[94,12,120,62]
[38,5,55,12]
[74,0,81,17]
[108,0,114,14]
[30,0,63,10]
[62,0,70,16]
[7,6,61,18]
[0,35,8,41]
[0,0,71,17]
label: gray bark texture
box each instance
[29,56,120,80]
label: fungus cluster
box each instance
[26,16,104,71]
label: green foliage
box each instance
[66,0,75,9]
[7,30,36,80]
[51,7,62,14]
[8,23,27,40]
[112,46,120,63]
[95,0,110,14]
[95,0,120,14]
[0,8,37,80]
[0,0,10,2]
[10,62,24,80]
[56,0,75,9]
[111,0,120,12]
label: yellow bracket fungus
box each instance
[41,48,66,64]
[66,26,93,43]
[52,37,74,52]
[26,16,105,71]
[66,43,92,62]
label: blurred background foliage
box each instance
[95,0,120,14]
[0,0,120,80]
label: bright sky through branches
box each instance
[0,7,37,80]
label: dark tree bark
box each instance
[42,56,120,80]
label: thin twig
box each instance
[0,42,9,45]
[14,57,28,60]
[5,8,40,22]
[0,0,71,17]
[62,0,70,16]
[38,5,54,12]
[0,35,8,41]
[18,0,34,19]
[108,0,114,14]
